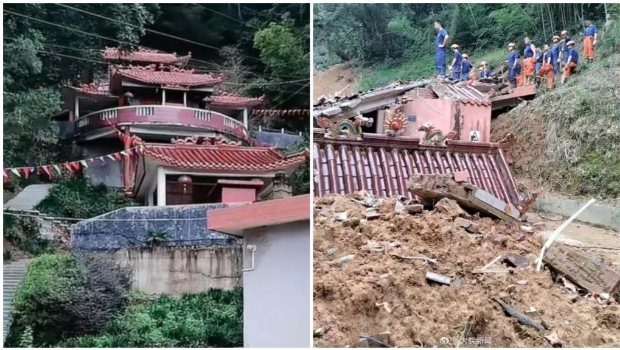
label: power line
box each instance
[4,8,307,85]
[3,39,309,95]
[52,3,307,73]
[202,6,260,29]
[267,81,310,110]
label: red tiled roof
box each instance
[211,92,264,107]
[102,47,190,64]
[142,143,308,172]
[208,195,310,236]
[313,130,521,206]
[69,83,114,97]
[116,66,223,87]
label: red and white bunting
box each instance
[3,147,140,182]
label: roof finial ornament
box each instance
[384,110,408,137]
[418,122,456,147]
[316,112,373,141]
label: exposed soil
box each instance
[313,194,619,348]
[313,63,358,102]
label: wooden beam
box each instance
[544,246,620,297]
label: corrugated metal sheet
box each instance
[313,130,521,206]
[429,83,491,106]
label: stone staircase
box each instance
[3,259,30,343]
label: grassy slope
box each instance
[492,53,620,200]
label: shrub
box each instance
[8,253,132,347]
[59,290,243,348]
[36,176,138,219]
[3,214,55,257]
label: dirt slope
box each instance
[313,195,619,348]
[313,63,358,102]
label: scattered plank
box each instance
[493,298,546,331]
[409,174,521,223]
[543,246,620,297]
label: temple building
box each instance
[56,47,307,206]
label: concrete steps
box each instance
[3,259,30,344]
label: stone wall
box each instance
[111,245,242,294]
[72,203,240,250]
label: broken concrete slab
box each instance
[406,204,424,215]
[543,246,620,299]
[454,217,480,234]
[502,253,528,268]
[409,174,521,224]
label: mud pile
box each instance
[313,194,619,348]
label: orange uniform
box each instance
[537,63,554,90]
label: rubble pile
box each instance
[313,193,619,348]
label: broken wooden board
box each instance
[408,174,521,224]
[544,246,620,298]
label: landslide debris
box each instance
[313,194,620,348]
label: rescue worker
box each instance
[479,62,492,79]
[522,37,536,85]
[536,44,554,90]
[562,40,579,85]
[560,30,572,68]
[507,43,519,88]
[583,20,598,63]
[461,53,472,81]
[435,21,450,77]
[449,44,462,80]
[534,47,544,76]
[550,35,562,77]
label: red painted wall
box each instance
[221,187,256,204]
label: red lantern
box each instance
[178,175,192,194]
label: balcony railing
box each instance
[75,105,247,139]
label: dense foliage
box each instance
[3,215,55,259]
[286,134,310,195]
[314,3,618,75]
[7,253,133,347]
[58,290,243,348]
[35,176,138,219]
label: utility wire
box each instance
[52,3,307,72]
[4,8,308,85]
[3,37,308,95]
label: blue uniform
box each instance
[561,36,572,62]
[551,43,561,76]
[451,51,462,79]
[480,68,492,79]
[435,28,448,76]
[508,51,519,83]
[461,59,472,81]
[524,44,534,58]
[535,50,544,74]
[567,48,579,64]
[585,25,598,37]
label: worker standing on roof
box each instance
[534,47,544,76]
[522,37,536,85]
[461,53,472,81]
[537,44,554,90]
[449,44,462,80]
[583,20,598,63]
[507,43,519,88]
[560,30,572,68]
[551,35,562,77]
[562,40,579,85]
[479,62,492,79]
[435,21,450,78]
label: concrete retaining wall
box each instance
[112,246,242,294]
[534,196,620,230]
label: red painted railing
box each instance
[75,105,248,139]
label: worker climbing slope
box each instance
[434,21,449,78]
[562,40,579,84]
[583,20,598,63]
[449,44,462,81]
[551,35,562,77]
[537,44,555,90]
